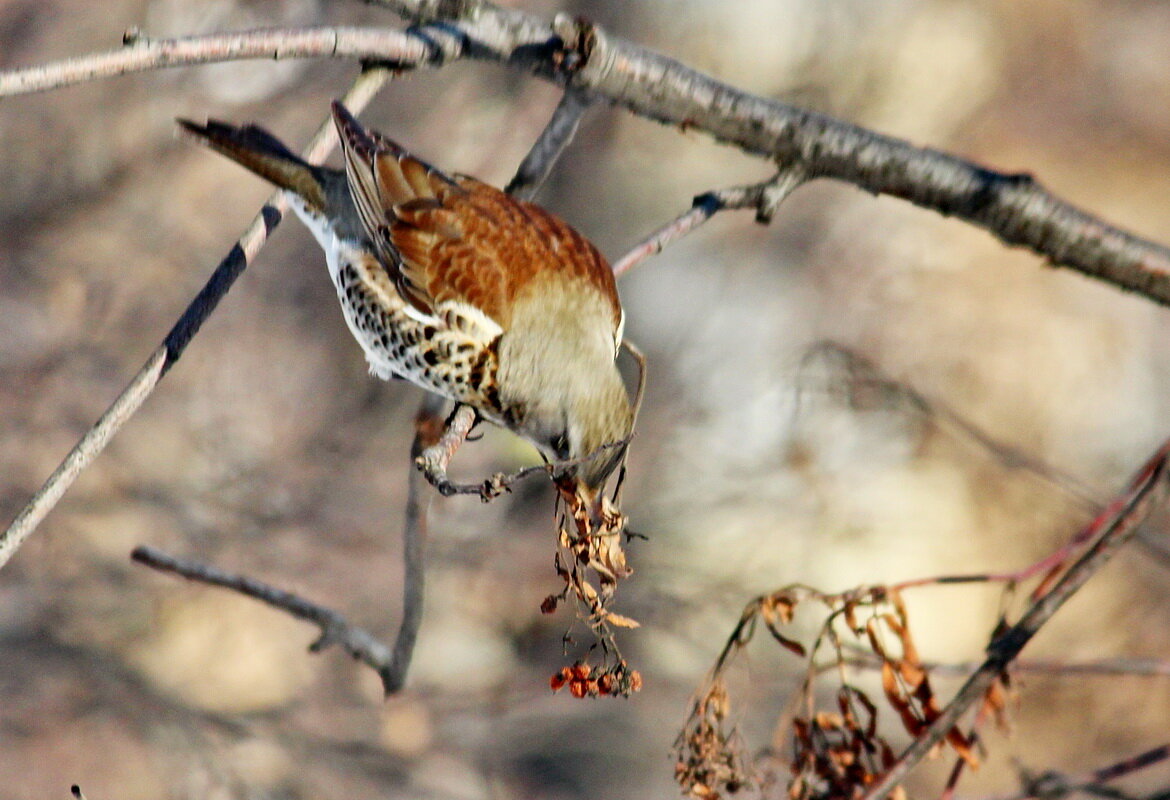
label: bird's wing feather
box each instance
[331,101,621,338]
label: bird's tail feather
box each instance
[177,119,327,211]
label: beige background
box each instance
[2,1,1169,798]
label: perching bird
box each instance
[179,101,633,499]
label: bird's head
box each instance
[509,353,633,502]
[496,280,634,506]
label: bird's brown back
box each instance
[332,101,622,335]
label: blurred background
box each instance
[2,0,1170,798]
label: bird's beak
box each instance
[556,477,605,528]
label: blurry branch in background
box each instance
[799,342,1170,574]
[389,395,446,694]
[840,653,1170,679]
[796,343,1100,513]
[0,68,391,571]
[1001,744,1170,800]
[132,545,405,694]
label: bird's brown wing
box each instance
[332,101,621,334]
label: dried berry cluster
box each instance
[542,489,642,697]
[550,660,643,698]
[789,689,897,800]
[674,681,750,800]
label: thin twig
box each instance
[0,348,166,568]
[838,653,1170,679]
[0,27,427,97]
[611,170,806,278]
[0,68,392,571]
[131,545,401,693]
[862,437,1170,799]
[996,744,1170,800]
[505,87,593,201]
[413,404,479,496]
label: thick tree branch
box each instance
[0,68,392,571]
[5,5,1168,303]
[367,0,1170,306]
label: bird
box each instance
[178,101,634,502]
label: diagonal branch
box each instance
[0,67,392,571]
[861,437,1170,799]
[505,87,593,201]
[611,169,806,278]
[131,545,401,693]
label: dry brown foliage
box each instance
[675,586,1013,800]
[544,489,643,697]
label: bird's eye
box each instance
[549,432,570,460]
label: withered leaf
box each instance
[765,625,807,657]
[604,612,641,629]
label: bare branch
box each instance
[1091,743,1170,786]
[413,404,479,497]
[0,68,392,571]
[0,27,429,97]
[132,395,447,697]
[999,744,1170,800]
[862,437,1170,799]
[131,545,401,692]
[2,1,1167,300]
[505,88,592,201]
[612,170,806,278]
[0,348,166,568]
